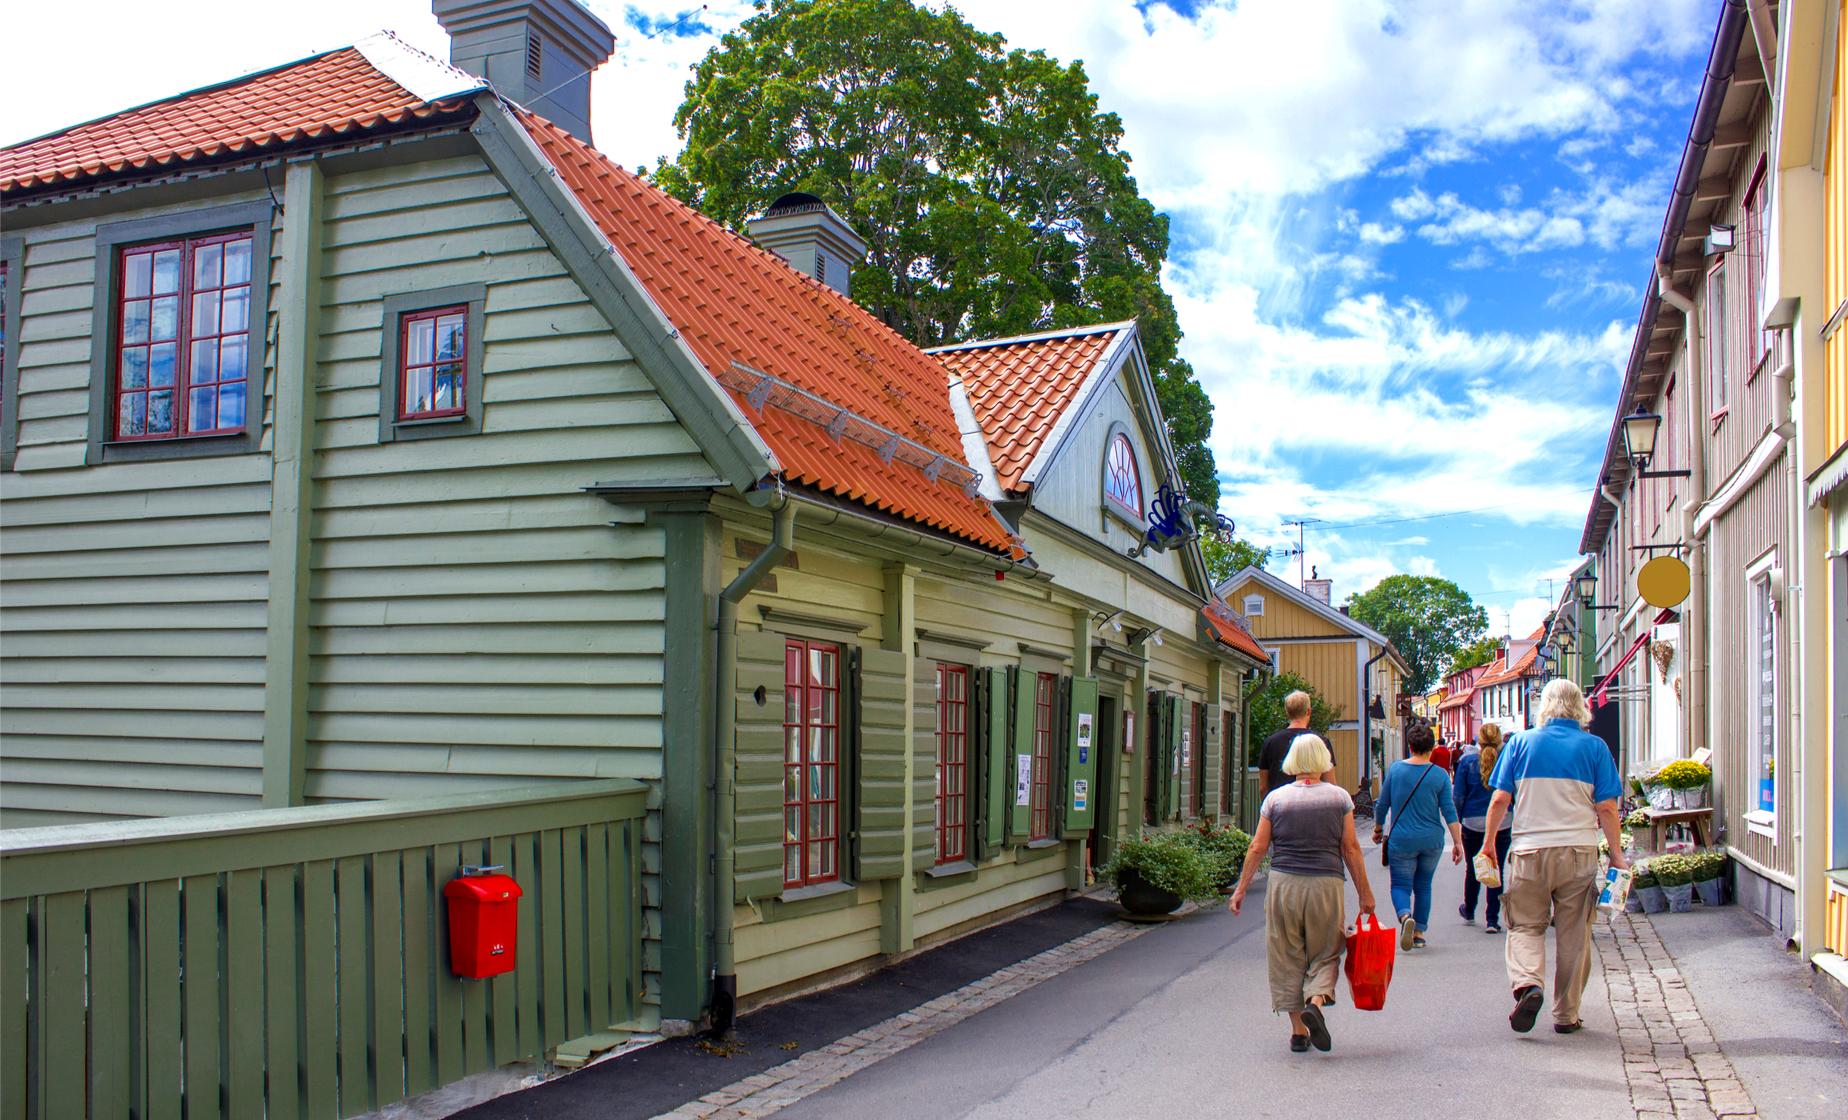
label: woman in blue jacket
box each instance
[1453,724,1512,931]
[1371,722,1463,949]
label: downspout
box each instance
[1361,649,1388,783]
[1745,0,1778,91]
[712,483,795,1035]
[1656,275,1708,765]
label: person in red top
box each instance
[1429,729,1454,774]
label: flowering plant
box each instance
[1653,760,1711,791]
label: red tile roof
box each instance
[0,46,474,196]
[518,112,1017,555]
[1203,601,1268,662]
[932,328,1124,494]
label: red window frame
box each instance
[782,639,842,889]
[1104,434,1142,519]
[1030,672,1056,841]
[934,663,970,864]
[397,304,469,421]
[113,231,253,442]
[1705,257,1729,419]
[1742,160,1769,373]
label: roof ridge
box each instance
[353,31,485,104]
[925,320,1137,353]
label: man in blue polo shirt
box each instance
[1482,679,1626,1035]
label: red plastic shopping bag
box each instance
[1344,913,1398,1011]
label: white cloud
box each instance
[1392,177,1665,257]
[1358,222,1405,245]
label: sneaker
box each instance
[1458,904,1475,925]
[1289,1034,1310,1053]
[1400,914,1418,950]
[1510,986,1544,1033]
[1485,923,1502,934]
[1301,1002,1332,1052]
[1411,935,1427,949]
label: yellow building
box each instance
[1214,568,1409,795]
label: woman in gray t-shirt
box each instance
[1229,733,1377,1053]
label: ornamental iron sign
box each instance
[1129,484,1235,559]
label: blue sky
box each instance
[5,0,1723,636]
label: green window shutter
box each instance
[1062,677,1100,833]
[981,667,1009,855]
[1009,666,1036,839]
[911,661,938,873]
[855,645,909,881]
[734,630,790,903]
[1164,694,1183,821]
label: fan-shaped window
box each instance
[1104,433,1142,519]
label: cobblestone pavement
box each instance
[653,918,1155,1120]
[1599,911,1758,1120]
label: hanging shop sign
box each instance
[1130,484,1235,559]
[1637,555,1691,608]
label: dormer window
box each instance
[1243,594,1264,617]
[1104,432,1142,521]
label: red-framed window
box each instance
[1104,433,1142,519]
[1742,160,1769,373]
[397,305,469,421]
[1705,256,1730,417]
[934,662,970,864]
[1030,672,1056,840]
[783,639,841,888]
[114,232,252,441]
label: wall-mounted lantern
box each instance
[1622,406,1690,479]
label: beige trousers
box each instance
[1503,845,1600,1024]
[1265,871,1346,1014]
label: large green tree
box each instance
[1344,575,1490,694]
[1201,534,1272,588]
[1446,635,1503,677]
[655,0,1219,504]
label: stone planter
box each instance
[1635,884,1668,913]
[1662,883,1694,912]
[1116,868,1183,916]
[1694,877,1724,906]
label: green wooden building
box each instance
[0,3,1267,1113]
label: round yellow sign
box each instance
[1637,555,1691,608]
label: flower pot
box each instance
[1117,868,1183,916]
[1635,884,1667,913]
[1662,883,1694,913]
[1625,893,1644,913]
[1670,786,1709,810]
[1646,785,1676,810]
[1694,877,1723,907]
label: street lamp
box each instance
[1622,406,1690,479]
[1576,569,1619,613]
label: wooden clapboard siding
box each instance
[912,850,1069,940]
[914,572,1072,659]
[1707,460,1796,878]
[733,888,884,998]
[0,194,283,826]
[303,155,703,802]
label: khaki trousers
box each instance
[1265,871,1346,1014]
[1503,845,1600,1024]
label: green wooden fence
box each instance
[0,779,647,1120]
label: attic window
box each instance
[1243,594,1264,617]
[526,33,543,80]
[1103,433,1142,521]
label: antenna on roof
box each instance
[1281,517,1322,589]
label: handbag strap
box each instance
[1387,765,1434,837]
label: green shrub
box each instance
[1178,820,1251,889]
[1100,831,1222,904]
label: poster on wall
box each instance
[1073,779,1088,812]
[1176,729,1188,774]
[1124,711,1136,755]
[1016,755,1033,807]
[1077,712,1093,764]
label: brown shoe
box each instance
[1554,1021,1583,1035]
[1510,986,1544,1033]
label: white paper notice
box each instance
[1077,713,1093,747]
[1016,755,1033,807]
[1073,779,1088,812]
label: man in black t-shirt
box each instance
[1257,690,1318,801]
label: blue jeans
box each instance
[1388,842,1442,931]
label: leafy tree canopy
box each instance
[1201,534,1272,588]
[1447,635,1503,677]
[655,0,1219,504]
[1246,671,1342,765]
[1344,575,1490,694]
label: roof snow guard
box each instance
[720,361,985,499]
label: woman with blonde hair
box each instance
[1454,724,1512,932]
[1229,733,1377,1053]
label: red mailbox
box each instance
[444,867,523,979]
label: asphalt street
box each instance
[781,841,1635,1120]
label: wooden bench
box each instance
[1640,806,1714,850]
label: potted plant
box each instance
[1654,853,1695,912]
[1100,831,1221,916]
[1691,849,1727,906]
[1654,760,1712,809]
[1624,807,1651,830]
[1632,861,1666,913]
[1180,819,1252,892]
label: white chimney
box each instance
[747,193,867,297]
[432,0,614,143]
[1304,576,1332,605]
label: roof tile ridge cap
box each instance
[352,30,487,105]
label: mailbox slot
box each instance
[443,870,523,979]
